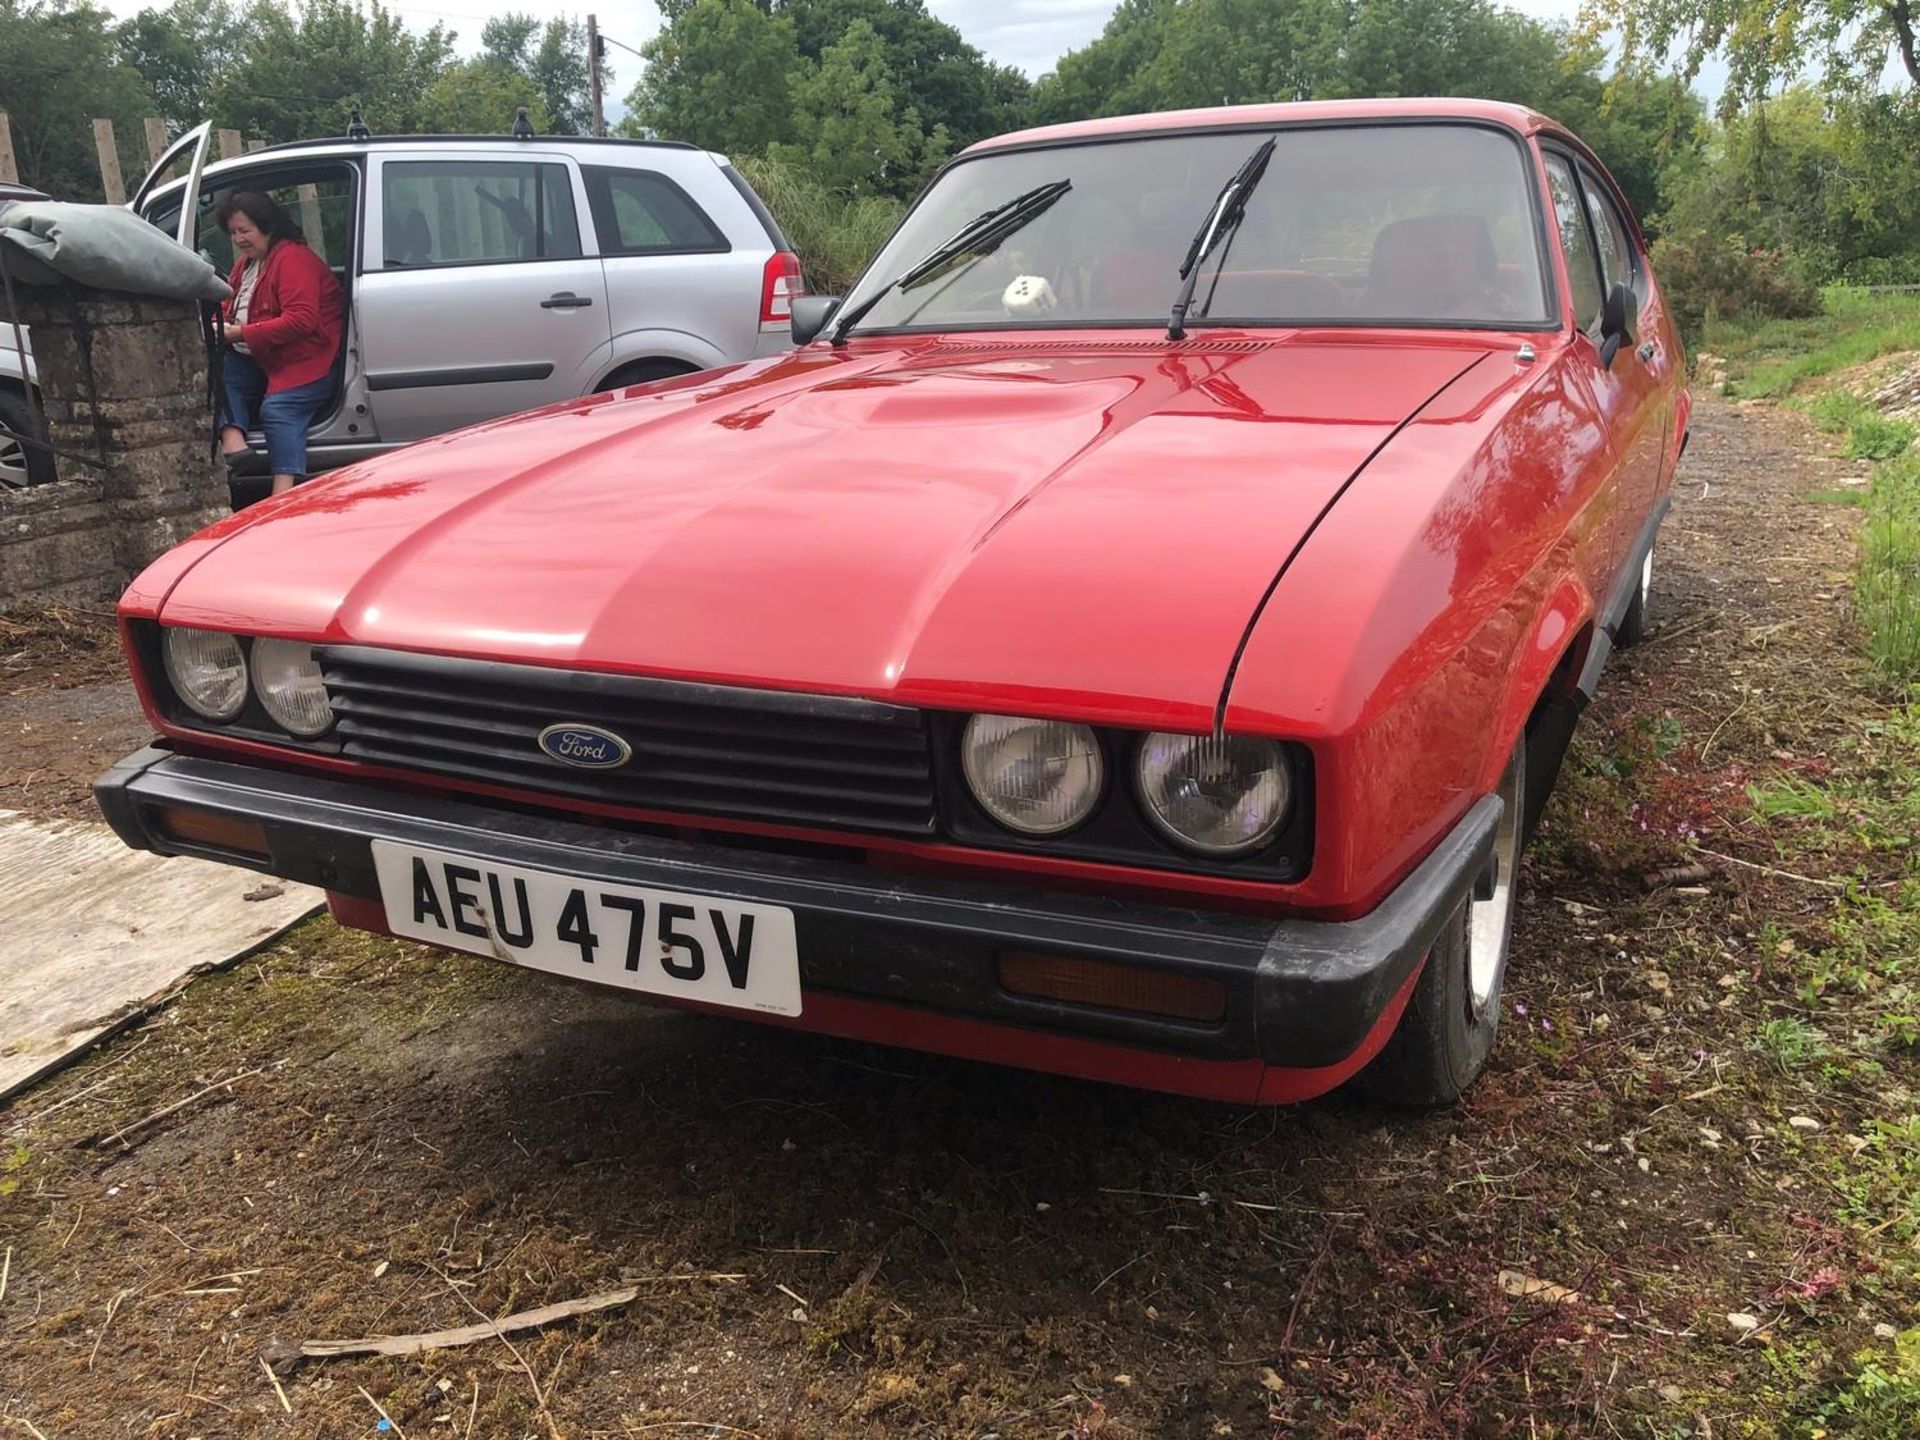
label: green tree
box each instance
[0,0,155,201]
[114,0,242,132]
[1028,0,1700,224]
[1576,0,1918,116]
[622,0,798,153]
[480,12,590,134]
[418,56,548,135]
[1660,87,1920,281]
[772,18,948,194]
[207,0,454,144]
[780,0,1028,148]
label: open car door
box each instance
[128,122,213,248]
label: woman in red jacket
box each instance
[215,191,344,497]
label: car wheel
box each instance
[0,390,56,488]
[1616,543,1653,646]
[1357,742,1526,1106]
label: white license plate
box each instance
[369,841,802,1016]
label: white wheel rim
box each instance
[1466,750,1523,1020]
[0,431,27,487]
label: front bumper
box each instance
[96,746,1500,1100]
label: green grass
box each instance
[1808,389,1919,460]
[1859,453,1920,686]
[1707,288,1920,400]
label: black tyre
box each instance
[0,389,56,488]
[1616,544,1653,646]
[1358,743,1526,1106]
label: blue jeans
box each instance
[220,351,335,479]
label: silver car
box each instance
[1,180,53,489]
[3,124,802,488]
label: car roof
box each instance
[141,133,727,207]
[963,97,1556,155]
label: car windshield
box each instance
[840,123,1553,335]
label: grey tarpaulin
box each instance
[0,202,230,301]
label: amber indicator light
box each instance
[154,806,271,859]
[997,950,1228,1024]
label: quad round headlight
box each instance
[1136,733,1292,856]
[251,638,333,736]
[162,627,248,722]
[961,714,1104,836]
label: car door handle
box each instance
[540,292,593,309]
[1636,340,1658,363]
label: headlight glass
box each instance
[1136,733,1292,856]
[251,638,333,736]
[961,714,1104,836]
[161,627,248,721]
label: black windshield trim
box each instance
[834,117,1559,338]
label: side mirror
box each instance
[1597,280,1637,370]
[790,295,842,346]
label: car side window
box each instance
[147,168,355,274]
[1578,166,1639,298]
[382,160,581,268]
[582,166,728,255]
[1542,152,1603,332]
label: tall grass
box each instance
[1859,452,1920,686]
[732,155,905,297]
[1707,288,1920,399]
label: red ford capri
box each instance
[98,99,1686,1107]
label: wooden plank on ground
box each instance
[0,810,322,1102]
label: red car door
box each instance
[1579,160,1673,543]
[1541,146,1658,592]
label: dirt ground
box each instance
[0,390,1914,1438]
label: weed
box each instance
[1749,775,1840,821]
[1755,1016,1833,1071]
[1782,1331,1920,1439]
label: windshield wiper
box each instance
[1167,137,1276,341]
[829,178,1072,344]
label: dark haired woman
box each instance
[215,191,343,497]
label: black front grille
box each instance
[318,647,938,836]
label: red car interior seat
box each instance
[1362,213,1501,319]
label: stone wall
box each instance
[0,285,224,610]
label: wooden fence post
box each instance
[93,118,126,204]
[0,111,19,185]
[144,117,170,168]
[245,139,266,153]
[217,129,243,160]
[297,184,326,261]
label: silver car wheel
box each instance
[1466,747,1524,1020]
[0,427,29,488]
